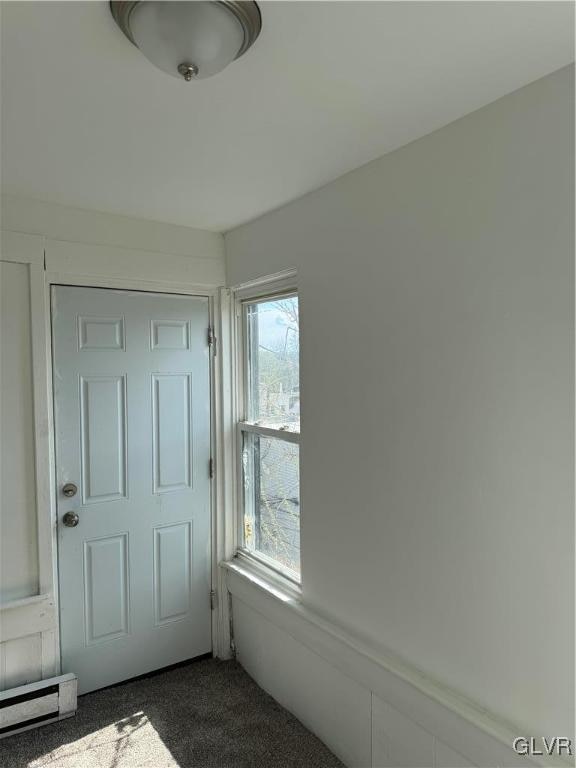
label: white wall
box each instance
[0,199,224,690]
[225,65,574,749]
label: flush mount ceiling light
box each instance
[110,1,261,81]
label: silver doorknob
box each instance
[62,482,78,498]
[62,511,80,527]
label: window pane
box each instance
[243,433,300,577]
[246,296,299,427]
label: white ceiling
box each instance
[1,1,573,232]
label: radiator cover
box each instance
[0,673,77,738]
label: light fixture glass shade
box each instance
[127,2,246,80]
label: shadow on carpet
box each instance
[0,659,344,768]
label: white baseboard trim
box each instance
[223,560,571,768]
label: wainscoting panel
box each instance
[0,634,43,691]
[233,598,372,767]
[225,562,558,768]
[372,694,435,768]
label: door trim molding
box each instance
[45,272,220,297]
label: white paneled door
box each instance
[52,287,212,693]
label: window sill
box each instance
[221,554,302,605]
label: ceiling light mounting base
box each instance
[178,62,199,82]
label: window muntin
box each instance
[239,293,300,580]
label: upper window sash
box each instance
[240,289,299,428]
[232,270,298,424]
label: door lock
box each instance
[62,511,80,528]
[62,482,78,498]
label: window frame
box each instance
[233,274,301,587]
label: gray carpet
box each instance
[1,659,344,768]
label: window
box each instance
[238,292,300,581]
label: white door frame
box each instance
[41,270,231,678]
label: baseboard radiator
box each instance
[0,673,77,738]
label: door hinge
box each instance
[207,326,217,355]
[210,589,217,610]
[209,457,214,479]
